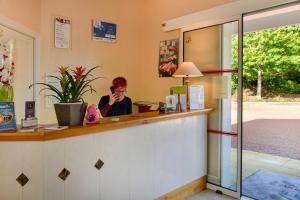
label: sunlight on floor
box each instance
[231,148,300,183]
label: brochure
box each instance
[190,85,205,110]
[0,102,17,131]
[45,126,68,131]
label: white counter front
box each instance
[0,113,208,200]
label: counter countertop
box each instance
[0,109,212,141]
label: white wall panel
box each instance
[44,139,65,200]
[0,142,22,200]
[22,142,43,200]
[153,118,185,197]
[64,135,98,200]
[128,124,155,200]
[95,129,130,200]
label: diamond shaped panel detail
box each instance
[58,168,70,181]
[94,159,104,170]
[16,173,29,186]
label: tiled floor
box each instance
[186,190,237,200]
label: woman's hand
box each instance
[108,93,118,105]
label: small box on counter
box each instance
[133,101,159,113]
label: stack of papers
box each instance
[44,126,68,130]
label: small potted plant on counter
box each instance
[30,66,101,126]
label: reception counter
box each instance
[0,109,211,200]
[0,109,212,141]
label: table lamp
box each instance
[173,62,203,110]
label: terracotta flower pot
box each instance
[54,102,87,126]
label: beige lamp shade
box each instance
[173,62,203,77]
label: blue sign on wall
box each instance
[92,20,117,42]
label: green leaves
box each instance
[29,66,102,103]
[231,24,300,95]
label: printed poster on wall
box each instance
[92,20,117,42]
[158,39,179,77]
[54,17,71,48]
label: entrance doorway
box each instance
[182,1,300,199]
[241,3,300,200]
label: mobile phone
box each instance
[110,86,119,102]
[110,86,115,94]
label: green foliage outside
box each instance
[231,24,300,95]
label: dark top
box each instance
[98,95,132,117]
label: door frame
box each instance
[0,15,41,118]
[239,1,300,199]
[180,15,243,199]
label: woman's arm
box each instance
[100,104,111,117]
[98,94,118,117]
[98,96,110,117]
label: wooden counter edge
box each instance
[0,109,213,141]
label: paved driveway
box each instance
[231,102,300,160]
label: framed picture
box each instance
[92,20,117,42]
[158,39,179,77]
[54,16,71,49]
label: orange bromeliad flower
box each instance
[73,66,85,85]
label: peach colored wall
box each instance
[0,0,236,123]
[38,0,145,123]
[0,0,41,32]
[139,0,237,102]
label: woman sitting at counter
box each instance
[98,76,132,117]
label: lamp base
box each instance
[184,77,190,111]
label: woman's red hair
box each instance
[112,77,127,88]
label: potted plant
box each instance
[30,66,101,126]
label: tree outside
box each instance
[231,24,300,101]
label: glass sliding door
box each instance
[182,2,300,199]
[241,2,300,200]
[183,20,242,197]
